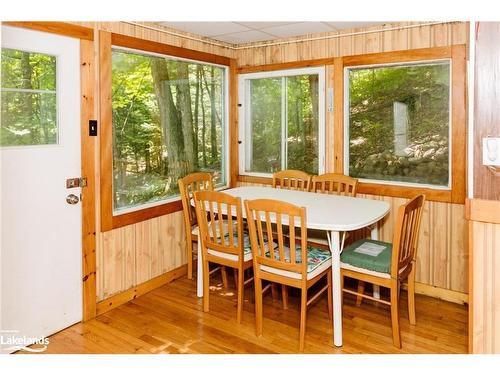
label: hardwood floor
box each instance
[25,275,468,354]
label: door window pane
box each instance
[1,48,57,146]
[347,62,450,187]
[112,49,227,212]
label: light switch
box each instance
[483,137,500,166]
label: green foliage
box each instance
[1,48,57,146]
[348,63,450,186]
[111,50,225,211]
[248,74,319,174]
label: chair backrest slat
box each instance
[245,199,308,278]
[194,191,244,259]
[311,173,358,197]
[272,170,312,192]
[178,173,214,231]
[390,194,426,277]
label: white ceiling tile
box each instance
[158,22,250,37]
[262,22,335,38]
[236,22,299,30]
[213,30,274,44]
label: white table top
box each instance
[223,186,390,232]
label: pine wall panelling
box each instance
[68,21,469,301]
[236,22,469,298]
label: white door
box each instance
[0,26,82,353]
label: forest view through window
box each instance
[112,49,227,213]
[347,61,451,187]
[241,68,324,175]
[1,48,57,147]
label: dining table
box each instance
[195,185,390,347]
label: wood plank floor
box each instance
[25,275,468,354]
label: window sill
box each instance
[356,182,462,204]
[107,199,183,231]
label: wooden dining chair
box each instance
[340,194,426,348]
[307,173,359,247]
[244,198,333,351]
[311,173,358,196]
[178,172,214,280]
[194,190,254,323]
[272,170,312,192]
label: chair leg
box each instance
[233,268,239,290]
[281,285,289,310]
[390,279,401,348]
[236,268,244,324]
[255,277,263,336]
[327,270,333,322]
[408,269,417,325]
[271,283,278,302]
[187,240,194,280]
[356,281,365,306]
[221,266,228,289]
[203,259,210,313]
[299,287,308,352]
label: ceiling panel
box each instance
[214,30,275,44]
[236,21,298,29]
[261,22,334,38]
[155,21,389,45]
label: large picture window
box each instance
[238,67,325,176]
[111,48,227,213]
[345,60,451,188]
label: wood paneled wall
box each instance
[467,199,500,353]
[237,22,468,67]
[470,221,500,353]
[68,21,469,301]
[235,22,469,297]
[237,181,468,295]
[69,21,233,301]
[473,22,500,200]
[468,22,500,354]
[97,212,186,300]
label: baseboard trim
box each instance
[96,264,187,315]
[402,282,468,305]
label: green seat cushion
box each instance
[266,245,332,273]
[340,239,392,274]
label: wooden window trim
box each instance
[338,45,467,204]
[99,31,235,231]
[4,21,94,41]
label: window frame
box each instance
[344,58,453,190]
[336,46,466,204]
[99,31,235,231]
[237,66,326,178]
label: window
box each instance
[111,48,228,214]
[239,67,325,176]
[1,48,57,147]
[345,61,451,188]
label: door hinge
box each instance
[66,177,88,189]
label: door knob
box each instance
[66,194,79,205]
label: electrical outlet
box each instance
[483,137,500,166]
